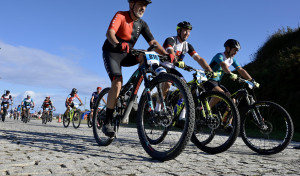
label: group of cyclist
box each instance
[0,90,58,121]
[99,0,259,137]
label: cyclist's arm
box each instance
[220,62,231,74]
[106,29,119,47]
[77,96,83,104]
[90,96,94,103]
[102,97,107,104]
[237,67,252,80]
[148,40,168,55]
[193,55,213,72]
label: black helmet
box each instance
[224,39,241,50]
[72,88,78,94]
[176,21,192,31]
[128,0,152,4]
[6,90,10,94]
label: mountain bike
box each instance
[42,108,54,124]
[170,64,240,154]
[232,77,294,154]
[22,105,32,123]
[1,102,12,122]
[63,103,82,129]
[93,45,195,161]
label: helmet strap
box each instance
[177,29,185,42]
[130,2,140,19]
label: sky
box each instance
[1,0,299,114]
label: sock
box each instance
[105,108,114,124]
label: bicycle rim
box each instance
[92,87,114,146]
[241,101,294,154]
[137,73,195,161]
[192,91,240,154]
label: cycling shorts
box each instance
[103,50,139,81]
[65,102,74,108]
[203,80,229,93]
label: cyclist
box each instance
[89,87,106,124]
[41,96,54,117]
[102,0,174,137]
[1,90,13,115]
[203,39,259,128]
[21,95,35,118]
[65,88,83,116]
[161,21,213,120]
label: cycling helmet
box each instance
[97,87,102,90]
[72,88,78,94]
[27,94,31,98]
[224,39,241,50]
[46,96,50,99]
[6,90,10,94]
[128,0,152,4]
[176,21,192,31]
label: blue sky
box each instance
[1,0,299,113]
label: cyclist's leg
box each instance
[102,51,127,137]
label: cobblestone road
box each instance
[1,118,300,176]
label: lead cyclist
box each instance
[101,0,175,138]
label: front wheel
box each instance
[72,110,82,129]
[137,73,195,161]
[63,113,70,128]
[92,87,114,146]
[241,101,294,154]
[191,91,240,154]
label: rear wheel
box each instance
[191,91,240,154]
[241,101,294,154]
[137,73,195,161]
[92,87,114,146]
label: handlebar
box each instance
[174,62,214,79]
[130,45,170,62]
[236,77,258,89]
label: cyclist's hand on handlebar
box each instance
[251,79,260,88]
[167,53,175,63]
[116,42,130,53]
[205,71,217,78]
[79,103,83,106]
[177,61,185,68]
[229,72,238,80]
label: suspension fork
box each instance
[245,95,264,126]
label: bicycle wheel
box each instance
[87,115,92,128]
[92,87,114,146]
[63,113,70,128]
[72,110,81,129]
[241,101,294,155]
[191,91,240,154]
[137,73,195,161]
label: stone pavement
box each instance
[1,118,300,176]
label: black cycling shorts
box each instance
[103,50,139,81]
[203,80,229,93]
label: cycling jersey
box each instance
[162,36,198,68]
[23,98,33,106]
[102,11,155,80]
[66,94,79,104]
[42,100,52,108]
[1,94,12,103]
[209,52,241,82]
[90,92,100,109]
[102,11,154,52]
